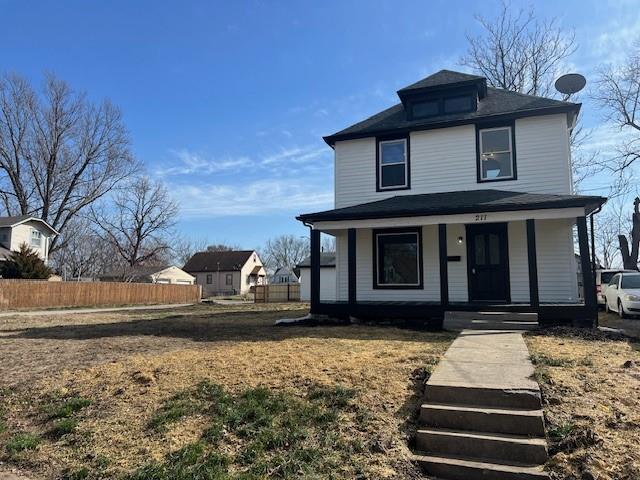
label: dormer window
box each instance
[377,137,409,191]
[412,100,439,118]
[31,229,42,248]
[478,125,516,182]
[443,95,473,114]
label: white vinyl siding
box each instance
[299,268,336,302]
[446,223,468,302]
[536,218,579,302]
[334,114,571,208]
[335,231,348,301]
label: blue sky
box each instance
[1,0,639,249]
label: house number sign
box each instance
[474,214,488,221]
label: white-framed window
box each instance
[479,126,514,181]
[31,229,42,248]
[225,273,233,285]
[374,229,422,288]
[378,138,408,190]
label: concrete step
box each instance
[420,403,545,437]
[424,385,541,410]
[415,428,548,466]
[414,452,549,480]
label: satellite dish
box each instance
[555,73,586,97]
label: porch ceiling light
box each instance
[457,236,464,244]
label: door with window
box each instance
[467,223,510,303]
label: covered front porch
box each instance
[298,190,607,328]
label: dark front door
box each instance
[467,223,510,303]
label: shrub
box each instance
[0,243,53,279]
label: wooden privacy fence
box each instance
[0,280,201,310]
[254,284,300,303]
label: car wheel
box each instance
[618,299,627,319]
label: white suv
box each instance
[596,269,634,306]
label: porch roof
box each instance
[297,189,606,224]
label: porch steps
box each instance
[413,329,549,479]
[444,311,539,331]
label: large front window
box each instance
[479,126,514,181]
[374,229,422,288]
[378,139,408,190]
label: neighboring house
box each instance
[0,215,59,264]
[183,250,266,297]
[297,70,606,327]
[100,265,195,284]
[271,266,299,284]
[297,253,336,302]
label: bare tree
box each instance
[91,176,178,268]
[263,234,309,272]
[207,243,240,252]
[0,73,136,251]
[172,236,210,267]
[321,234,336,253]
[617,196,640,270]
[460,1,576,97]
[594,44,640,178]
[594,202,627,268]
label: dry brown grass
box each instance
[526,328,640,480]
[0,303,454,479]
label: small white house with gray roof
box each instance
[0,215,59,264]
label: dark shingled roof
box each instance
[397,70,485,93]
[183,250,256,272]
[323,70,580,146]
[297,190,606,223]
[0,215,32,228]
[297,253,336,268]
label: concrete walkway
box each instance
[0,303,195,318]
[414,314,548,479]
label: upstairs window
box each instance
[31,229,42,248]
[378,138,408,190]
[478,126,515,181]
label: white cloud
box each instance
[170,179,333,218]
[157,149,252,176]
[260,146,328,166]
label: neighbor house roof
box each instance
[183,250,256,272]
[297,253,336,268]
[0,215,59,235]
[297,190,607,223]
[323,70,580,146]
[100,265,183,281]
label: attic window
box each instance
[443,95,473,114]
[412,100,439,118]
[31,229,42,248]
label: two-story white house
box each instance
[298,70,606,327]
[0,215,58,264]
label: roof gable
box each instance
[183,250,256,272]
[0,215,59,235]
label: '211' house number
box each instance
[475,214,488,221]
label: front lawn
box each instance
[0,303,454,479]
[526,328,640,480]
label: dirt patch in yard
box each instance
[0,304,454,479]
[526,327,640,480]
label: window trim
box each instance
[225,273,233,286]
[30,229,42,248]
[376,136,410,192]
[372,227,423,290]
[476,122,517,183]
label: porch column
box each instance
[577,216,597,325]
[310,228,321,313]
[438,224,448,306]
[526,219,539,308]
[348,228,356,310]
